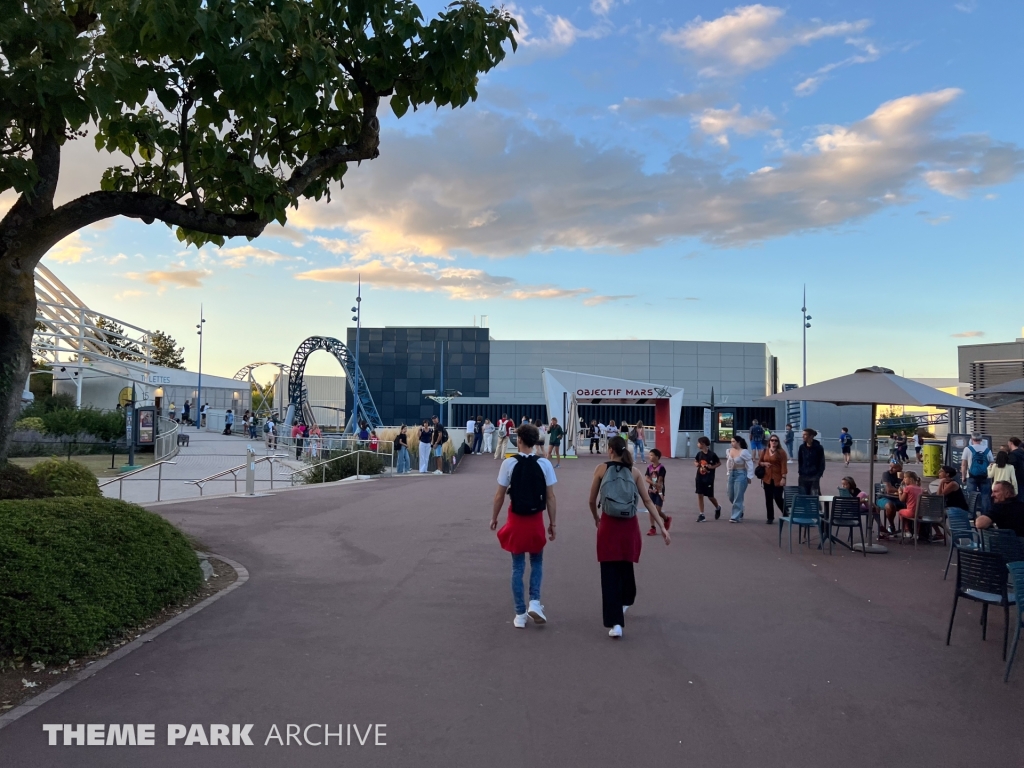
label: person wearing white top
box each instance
[482,419,495,454]
[725,435,756,522]
[466,418,476,452]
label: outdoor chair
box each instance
[783,486,799,516]
[1004,562,1024,682]
[779,495,822,553]
[826,496,865,556]
[902,494,946,549]
[946,549,1017,661]
[944,509,980,580]
[965,490,981,520]
[982,530,1024,565]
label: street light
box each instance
[349,277,364,434]
[801,285,811,430]
[196,305,206,430]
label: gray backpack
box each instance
[598,462,639,519]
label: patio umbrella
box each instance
[967,377,1024,409]
[763,366,989,553]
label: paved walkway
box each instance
[4,455,1020,767]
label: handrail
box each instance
[184,454,288,496]
[98,460,177,502]
[281,448,389,486]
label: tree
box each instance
[150,330,185,369]
[0,0,517,462]
[94,317,144,361]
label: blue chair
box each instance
[779,495,822,552]
[1005,562,1024,682]
[944,509,978,580]
[827,496,865,556]
[965,490,981,520]
[783,486,799,516]
[983,530,1024,565]
[946,549,1017,660]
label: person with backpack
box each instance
[493,413,514,459]
[749,420,765,461]
[546,417,565,468]
[588,436,670,639]
[839,427,853,468]
[430,415,448,475]
[961,433,993,514]
[490,423,557,629]
[264,416,276,450]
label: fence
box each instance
[156,417,179,461]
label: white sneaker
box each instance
[608,625,623,638]
[432,470,442,475]
[622,605,629,615]
[513,613,528,628]
[528,600,547,624]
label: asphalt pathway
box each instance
[2,454,1021,767]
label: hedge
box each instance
[0,463,52,500]
[28,458,101,497]
[0,497,203,662]
[303,451,386,483]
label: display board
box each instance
[946,433,992,470]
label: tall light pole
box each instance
[195,305,205,431]
[349,276,363,434]
[801,285,811,430]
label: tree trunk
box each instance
[0,250,40,464]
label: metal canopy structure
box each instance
[286,336,381,433]
[233,362,291,416]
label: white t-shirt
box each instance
[497,453,558,487]
[603,424,617,438]
[466,419,475,433]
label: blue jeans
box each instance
[510,551,543,615]
[785,439,794,457]
[396,446,410,474]
[634,439,645,460]
[728,470,749,521]
[966,477,991,514]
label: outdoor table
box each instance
[817,495,835,550]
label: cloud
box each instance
[794,38,881,96]
[662,4,871,75]
[46,233,91,264]
[691,105,775,146]
[609,92,717,116]
[502,4,610,61]
[590,0,615,15]
[951,330,984,338]
[216,245,298,268]
[126,268,212,292]
[954,1,977,12]
[285,88,1022,250]
[113,289,147,300]
[294,255,590,302]
[582,294,636,306]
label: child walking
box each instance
[693,436,723,522]
[644,448,671,535]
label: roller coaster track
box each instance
[233,362,291,416]
[287,336,381,432]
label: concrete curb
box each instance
[0,554,249,731]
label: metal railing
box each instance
[156,417,179,461]
[98,461,177,502]
[281,448,395,486]
[184,454,288,496]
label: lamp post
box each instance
[195,305,205,430]
[349,276,363,434]
[801,285,811,430]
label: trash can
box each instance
[922,443,942,477]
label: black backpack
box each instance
[508,455,547,515]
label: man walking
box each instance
[961,433,993,514]
[494,413,514,459]
[183,400,191,426]
[784,423,794,462]
[797,428,826,496]
[839,427,853,468]
[749,419,765,461]
[223,408,234,435]
[431,415,448,475]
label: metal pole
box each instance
[157,462,163,502]
[350,277,363,433]
[439,340,445,425]
[196,305,205,431]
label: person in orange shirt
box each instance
[890,470,923,539]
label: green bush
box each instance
[303,450,385,483]
[28,458,101,497]
[0,497,203,661]
[13,416,46,432]
[0,463,53,500]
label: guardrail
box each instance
[184,454,288,496]
[281,448,395,486]
[156,417,179,461]
[98,461,177,502]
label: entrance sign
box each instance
[542,369,684,457]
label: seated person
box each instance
[877,463,903,537]
[937,465,969,512]
[976,480,1024,537]
[886,470,923,539]
[838,476,869,512]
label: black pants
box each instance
[600,561,636,628]
[798,477,820,496]
[590,438,600,453]
[295,437,304,458]
[763,480,785,522]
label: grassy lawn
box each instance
[10,453,155,479]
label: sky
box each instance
[28,0,1024,384]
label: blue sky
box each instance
[35,1,1024,383]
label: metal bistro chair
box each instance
[779,495,822,553]
[946,549,1017,661]
[783,485,799,516]
[827,496,866,556]
[943,509,980,580]
[965,490,981,521]
[902,494,946,549]
[1005,562,1024,682]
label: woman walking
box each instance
[726,436,755,523]
[395,424,411,474]
[482,418,495,455]
[588,436,670,639]
[758,434,787,524]
[631,420,646,463]
[418,419,433,474]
